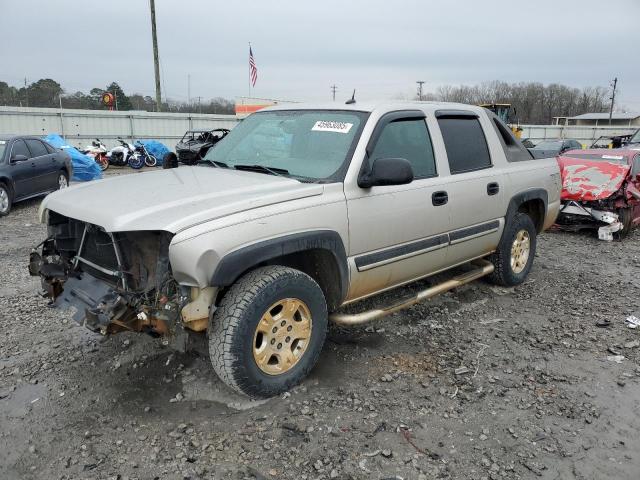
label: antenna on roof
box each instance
[345,90,356,105]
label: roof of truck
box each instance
[261,101,484,114]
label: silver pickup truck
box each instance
[30,102,560,397]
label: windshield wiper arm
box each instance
[200,159,229,168]
[234,164,289,176]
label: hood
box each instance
[557,156,630,201]
[529,148,559,159]
[40,167,323,233]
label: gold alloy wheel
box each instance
[510,229,531,274]
[253,298,313,375]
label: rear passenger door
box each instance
[435,110,507,264]
[25,139,58,192]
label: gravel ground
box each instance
[1,170,640,480]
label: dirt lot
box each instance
[1,172,640,480]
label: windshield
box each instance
[202,110,367,181]
[630,129,640,144]
[534,140,563,150]
[564,153,628,164]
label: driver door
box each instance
[9,139,39,199]
[345,111,451,301]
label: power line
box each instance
[331,84,338,101]
[416,80,425,101]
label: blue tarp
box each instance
[43,134,102,182]
[135,140,171,166]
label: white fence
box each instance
[520,125,637,145]
[0,106,239,151]
[1,106,637,151]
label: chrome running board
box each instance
[330,259,495,325]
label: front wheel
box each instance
[209,266,328,398]
[128,154,144,170]
[0,182,12,216]
[487,212,537,287]
[57,172,69,190]
[96,154,109,171]
[615,207,633,240]
[144,155,157,167]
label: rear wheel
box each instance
[128,154,144,169]
[0,182,12,216]
[488,213,537,286]
[209,266,328,398]
[96,154,109,171]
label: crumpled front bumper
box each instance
[556,201,623,241]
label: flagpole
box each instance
[248,42,252,98]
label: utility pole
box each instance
[331,84,338,101]
[24,77,28,107]
[188,74,191,105]
[416,81,425,101]
[608,77,617,126]
[149,0,162,112]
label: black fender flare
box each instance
[211,230,349,301]
[505,188,548,232]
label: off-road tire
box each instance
[615,207,633,240]
[487,212,537,287]
[57,172,69,190]
[209,266,328,398]
[0,182,12,216]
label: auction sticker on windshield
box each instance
[312,121,353,134]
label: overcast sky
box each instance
[1,0,639,110]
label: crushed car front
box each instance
[555,149,640,240]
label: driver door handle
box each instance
[432,191,448,206]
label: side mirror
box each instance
[11,154,28,163]
[358,157,414,188]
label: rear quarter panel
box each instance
[504,156,561,229]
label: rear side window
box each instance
[11,139,31,159]
[43,142,57,154]
[489,115,533,162]
[25,139,48,157]
[369,119,437,178]
[438,117,492,174]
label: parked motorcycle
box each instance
[81,138,109,171]
[133,141,158,167]
[107,138,144,169]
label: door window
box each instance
[438,117,492,174]
[11,139,31,159]
[25,139,49,158]
[369,119,437,178]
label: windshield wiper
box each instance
[200,159,229,168]
[234,164,289,177]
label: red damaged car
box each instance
[556,148,640,240]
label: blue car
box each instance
[0,135,73,216]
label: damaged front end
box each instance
[556,154,638,241]
[29,211,214,348]
[556,200,623,241]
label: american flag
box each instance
[249,46,258,87]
